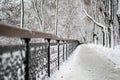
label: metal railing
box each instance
[0,24,80,80]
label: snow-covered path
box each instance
[50,45,120,80]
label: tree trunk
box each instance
[20,0,24,28]
[41,0,45,32]
[55,0,59,35]
[117,15,120,39]
[102,31,105,46]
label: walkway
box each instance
[50,45,120,80]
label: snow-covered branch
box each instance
[83,9,106,29]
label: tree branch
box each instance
[83,9,106,29]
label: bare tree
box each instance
[32,0,43,31]
[83,9,108,46]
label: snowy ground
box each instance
[87,44,120,69]
[49,44,120,80]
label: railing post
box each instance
[57,40,60,70]
[72,41,74,52]
[47,39,51,77]
[68,41,70,56]
[24,38,30,80]
[63,41,65,62]
[66,41,67,60]
[69,41,71,54]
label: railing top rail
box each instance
[0,23,78,41]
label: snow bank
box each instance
[87,44,120,69]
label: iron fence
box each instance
[0,24,80,80]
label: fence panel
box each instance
[0,24,80,80]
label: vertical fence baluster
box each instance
[66,41,67,60]
[47,39,51,77]
[69,41,70,54]
[57,40,60,70]
[72,41,73,52]
[24,38,30,80]
[63,41,64,62]
[68,41,70,56]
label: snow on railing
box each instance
[0,24,80,80]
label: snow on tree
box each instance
[0,0,119,47]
